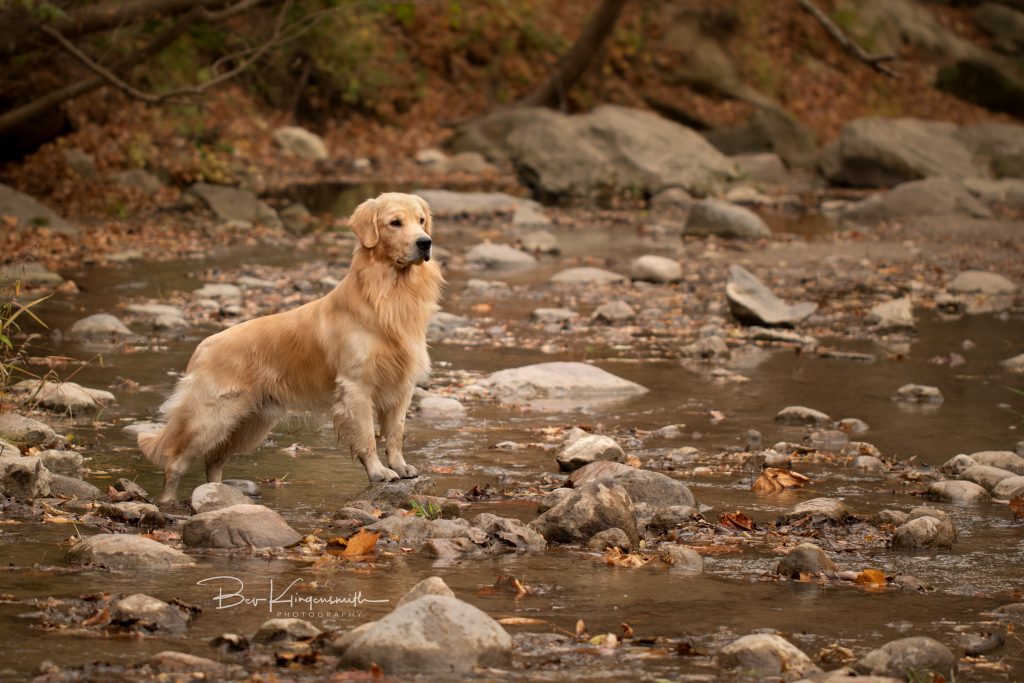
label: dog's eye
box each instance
[419,217,425,225]
[389,218,402,228]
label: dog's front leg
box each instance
[333,378,399,482]
[380,386,418,479]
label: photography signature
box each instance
[196,575,390,612]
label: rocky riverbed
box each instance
[3,127,1024,681]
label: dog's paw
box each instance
[369,467,401,483]
[394,463,418,479]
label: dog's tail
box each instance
[138,428,170,467]
[137,374,195,467]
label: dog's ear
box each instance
[348,198,380,248]
[415,195,433,236]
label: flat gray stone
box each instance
[465,243,537,270]
[631,255,682,283]
[949,270,1017,294]
[191,482,252,514]
[715,633,820,677]
[478,361,647,408]
[68,534,192,570]
[684,199,771,239]
[550,267,627,285]
[0,454,50,498]
[0,182,78,235]
[0,412,57,447]
[927,480,991,505]
[855,636,956,680]
[182,504,301,549]
[726,264,817,327]
[69,313,133,339]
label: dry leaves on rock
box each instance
[752,468,810,493]
[603,547,652,568]
[327,529,380,557]
[855,569,887,586]
[718,510,756,532]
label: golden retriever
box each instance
[139,192,443,502]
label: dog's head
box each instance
[348,193,433,267]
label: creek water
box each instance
[1,221,1023,680]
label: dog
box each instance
[138,192,443,502]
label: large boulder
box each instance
[68,534,192,570]
[477,362,647,408]
[10,380,115,415]
[726,265,817,327]
[776,543,837,577]
[451,105,737,200]
[0,182,78,235]
[529,481,639,547]
[339,595,512,672]
[956,122,1024,178]
[556,435,624,472]
[820,118,981,187]
[842,177,990,223]
[182,504,301,549]
[568,460,697,509]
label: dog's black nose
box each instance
[416,236,432,252]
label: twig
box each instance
[797,0,898,78]
[41,0,293,105]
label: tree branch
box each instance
[797,0,898,78]
[39,0,291,106]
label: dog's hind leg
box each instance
[333,379,399,482]
[204,406,282,483]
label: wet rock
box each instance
[0,454,50,498]
[479,361,647,406]
[368,515,483,546]
[529,481,639,547]
[892,513,957,550]
[854,455,884,471]
[726,265,817,327]
[969,450,1024,474]
[418,395,466,421]
[940,454,978,476]
[872,509,909,527]
[631,255,682,283]
[97,502,166,527]
[49,474,102,500]
[891,383,943,404]
[531,307,578,325]
[867,297,916,333]
[949,270,1017,294]
[194,282,242,302]
[472,513,546,551]
[679,336,730,361]
[111,594,190,633]
[568,460,697,509]
[650,187,692,209]
[37,448,81,475]
[182,504,301,549]
[427,311,472,343]
[927,480,991,505]
[11,379,115,414]
[114,477,149,500]
[1001,353,1024,373]
[519,228,559,253]
[776,543,838,577]
[421,537,480,557]
[821,117,979,187]
[646,505,695,535]
[854,636,956,680]
[149,651,241,677]
[536,487,574,514]
[190,482,251,513]
[121,421,163,438]
[272,126,328,160]
[959,464,1017,491]
[1,437,21,457]
[397,576,455,608]
[68,533,192,570]
[991,603,1024,622]
[775,405,831,427]
[356,477,436,509]
[0,182,78,235]
[837,418,870,435]
[124,303,187,330]
[591,300,636,324]
[659,545,703,572]
[69,313,133,339]
[843,177,990,224]
[586,527,633,551]
[556,434,624,472]
[684,199,771,239]
[253,617,322,644]
[340,595,512,672]
[550,267,627,285]
[992,475,1024,499]
[778,498,849,525]
[714,633,820,677]
[0,412,57,448]
[466,243,537,271]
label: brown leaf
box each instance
[497,616,548,626]
[752,468,811,494]
[576,618,588,638]
[477,574,530,598]
[855,569,887,586]
[718,510,756,531]
[1010,495,1024,521]
[603,547,652,568]
[620,622,634,639]
[341,529,380,556]
[82,607,110,628]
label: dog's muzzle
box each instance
[415,236,432,262]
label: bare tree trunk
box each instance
[518,0,628,109]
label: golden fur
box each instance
[139,192,443,502]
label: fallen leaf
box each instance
[82,607,110,627]
[497,616,548,625]
[1010,495,1024,521]
[625,454,642,468]
[816,642,856,665]
[576,618,588,638]
[603,547,652,568]
[719,510,755,531]
[478,574,530,598]
[341,529,380,556]
[752,468,811,494]
[855,569,887,586]
[621,622,634,639]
